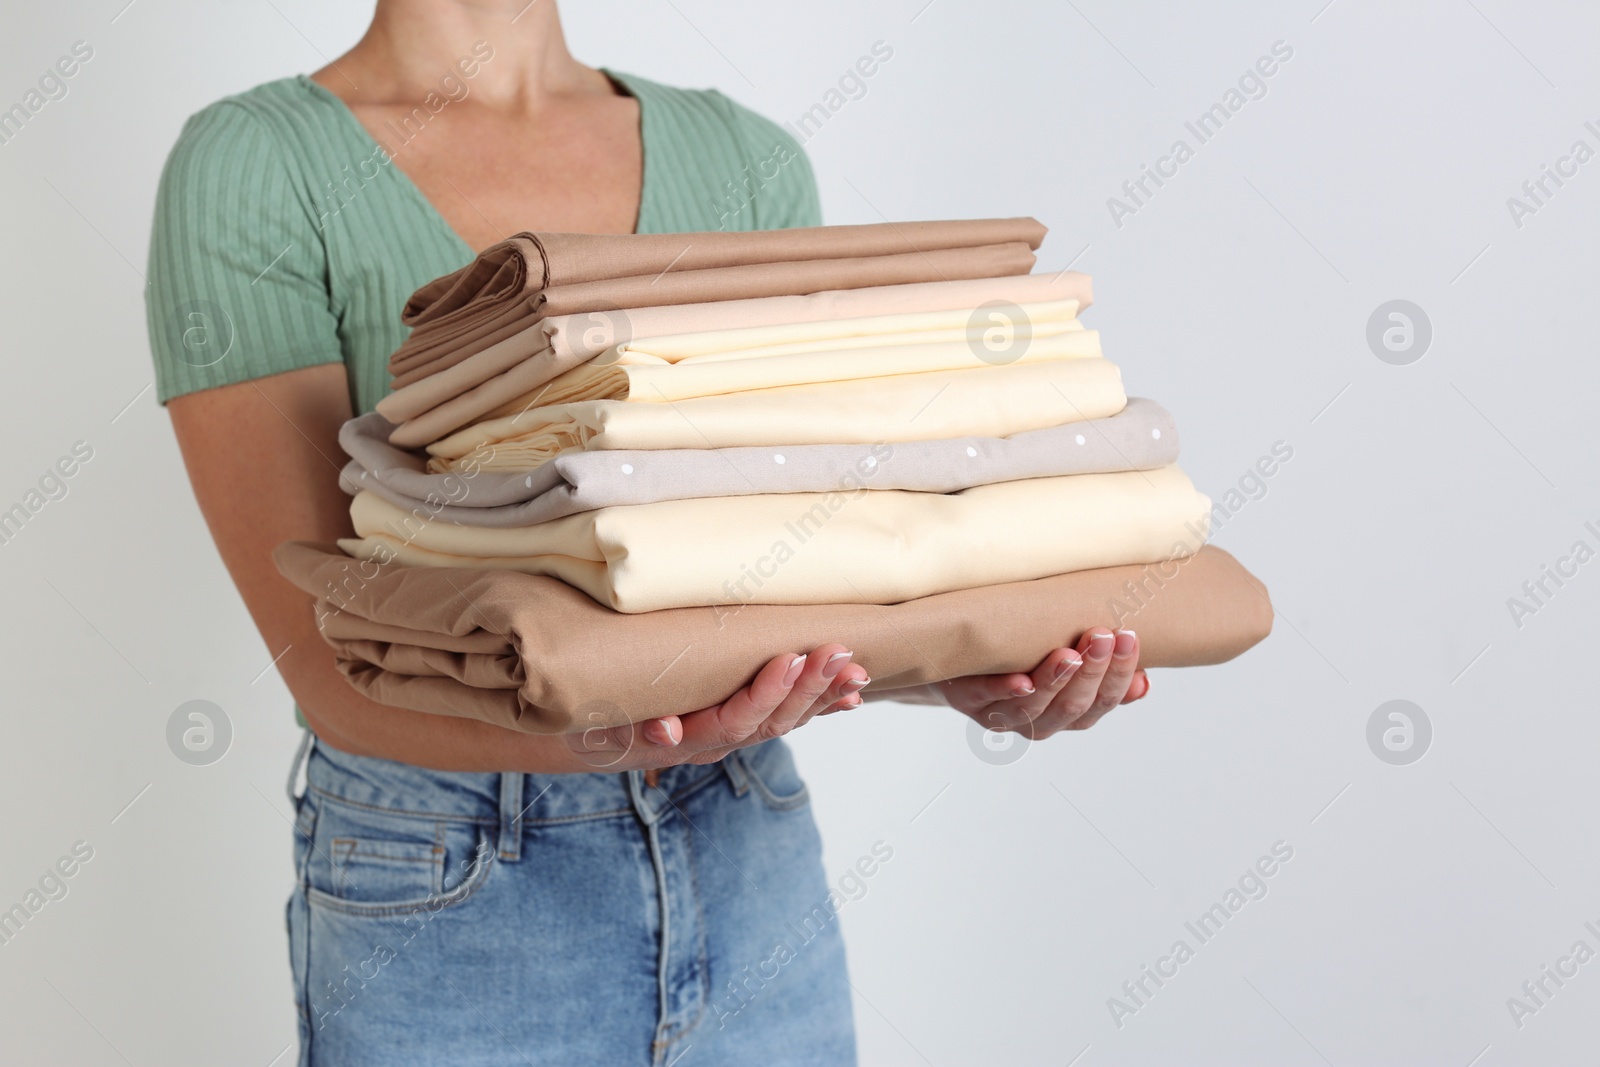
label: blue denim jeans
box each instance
[286,737,856,1066]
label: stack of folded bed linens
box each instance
[277,217,1272,733]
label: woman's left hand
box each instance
[937,627,1149,739]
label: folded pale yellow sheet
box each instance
[378,272,1097,425]
[381,297,1087,448]
[489,320,1099,413]
[592,298,1083,366]
[339,466,1211,613]
[426,357,1127,473]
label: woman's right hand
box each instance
[565,644,867,772]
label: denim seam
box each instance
[661,767,725,812]
[307,770,727,830]
[291,798,318,1066]
[524,806,635,827]
[674,811,712,1045]
[433,820,450,896]
[739,754,812,812]
[329,837,444,861]
[306,785,499,825]
[640,807,674,1063]
[305,826,497,918]
[308,785,655,828]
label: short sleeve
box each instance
[145,100,344,404]
[715,94,823,230]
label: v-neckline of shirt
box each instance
[297,69,652,256]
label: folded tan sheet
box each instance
[389,242,1041,385]
[399,217,1048,331]
[275,541,1271,733]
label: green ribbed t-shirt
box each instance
[145,71,819,727]
[145,71,821,414]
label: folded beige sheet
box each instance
[339,466,1211,613]
[274,541,1272,732]
[426,357,1128,473]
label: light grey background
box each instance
[2,0,1596,1063]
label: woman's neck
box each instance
[316,0,611,109]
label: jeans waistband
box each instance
[299,735,748,858]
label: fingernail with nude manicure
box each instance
[1087,633,1114,662]
[1054,653,1082,681]
[1011,684,1035,698]
[783,654,806,686]
[843,677,869,690]
[647,721,678,747]
[823,650,852,680]
[1113,629,1136,656]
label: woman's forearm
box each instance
[169,365,600,775]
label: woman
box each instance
[147,2,1149,1062]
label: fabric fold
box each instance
[424,357,1128,472]
[376,275,1092,423]
[274,541,1272,733]
[338,466,1212,613]
[399,217,1047,331]
[340,398,1180,527]
[388,242,1041,384]
[391,320,1098,449]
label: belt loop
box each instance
[626,769,661,826]
[722,750,751,797]
[497,772,524,862]
[285,728,314,806]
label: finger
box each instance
[1012,647,1085,720]
[937,671,1038,715]
[780,655,867,733]
[817,656,869,714]
[1070,667,1150,733]
[764,644,856,738]
[680,652,805,752]
[1057,629,1140,733]
[641,716,683,747]
[1090,630,1141,715]
[1037,629,1115,729]
[814,689,865,718]
[964,649,1082,733]
[809,669,870,721]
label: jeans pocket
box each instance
[328,838,444,901]
[303,797,495,918]
[736,740,811,812]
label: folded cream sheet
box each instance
[338,466,1211,613]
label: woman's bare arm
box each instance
[167,364,577,771]
[166,364,866,773]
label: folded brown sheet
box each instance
[389,242,1041,386]
[400,217,1047,330]
[274,541,1271,734]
